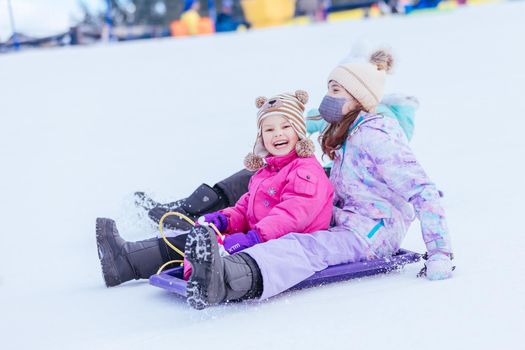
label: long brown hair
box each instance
[320,109,362,160]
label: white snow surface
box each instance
[1,3,524,349]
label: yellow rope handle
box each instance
[158,211,193,257]
[156,212,193,275]
[156,211,225,275]
[209,223,225,241]
[156,260,184,275]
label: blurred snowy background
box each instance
[1,1,524,349]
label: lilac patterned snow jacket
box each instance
[329,112,452,257]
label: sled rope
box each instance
[156,260,184,275]
[156,211,224,275]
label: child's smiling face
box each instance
[261,115,299,157]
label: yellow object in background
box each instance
[468,0,503,5]
[368,4,382,18]
[170,17,215,37]
[327,9,365,22]
[438,1,458,10]
[284,15,311,26]
[180,9,201,35]
[241,0,296,28]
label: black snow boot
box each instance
[134,191,184,212]
[184,225,263,310]
[147,183,229,231]
[96,218,164,287]
[147,169,254,231]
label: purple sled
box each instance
[149,249,422,297]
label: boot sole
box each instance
[95,218,122,287]
[185,226,214,310]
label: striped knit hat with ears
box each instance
[244,90,315,171]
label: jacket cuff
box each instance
[247,229,263,244]
[425,238,452,256]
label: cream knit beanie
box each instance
[328,49,394,112]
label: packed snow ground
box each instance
[1,2,524,349]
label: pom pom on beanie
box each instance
[295,139,315,158]
[255,96,268,108]
[295,90,309,104]
[244,152,265,171]
[370,49,394,73]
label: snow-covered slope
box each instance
[1,3,524,349]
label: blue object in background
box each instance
[405,0,442,14]
[183,0,195,12]
[7,0,19,50]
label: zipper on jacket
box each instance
[367,219,384,239]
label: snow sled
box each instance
[149,249,422,297]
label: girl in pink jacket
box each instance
[201,90,334,255]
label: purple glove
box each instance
[223,230,262,255]
[201,212,229,232]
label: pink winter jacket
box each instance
[221,151,334,242]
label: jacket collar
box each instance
[265,151,298,171]
[348,111,383,136]
[337,112,384,158]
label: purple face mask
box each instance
[319,95,346,123]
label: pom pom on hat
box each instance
[295,139,315,158]
[370,49,394,73]
[295,90,309,104]
[255,96,268,108]
[244,152,265,171]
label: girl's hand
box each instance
[199,212,229,232]
[423,253,454,281]
[223,230,262,255]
